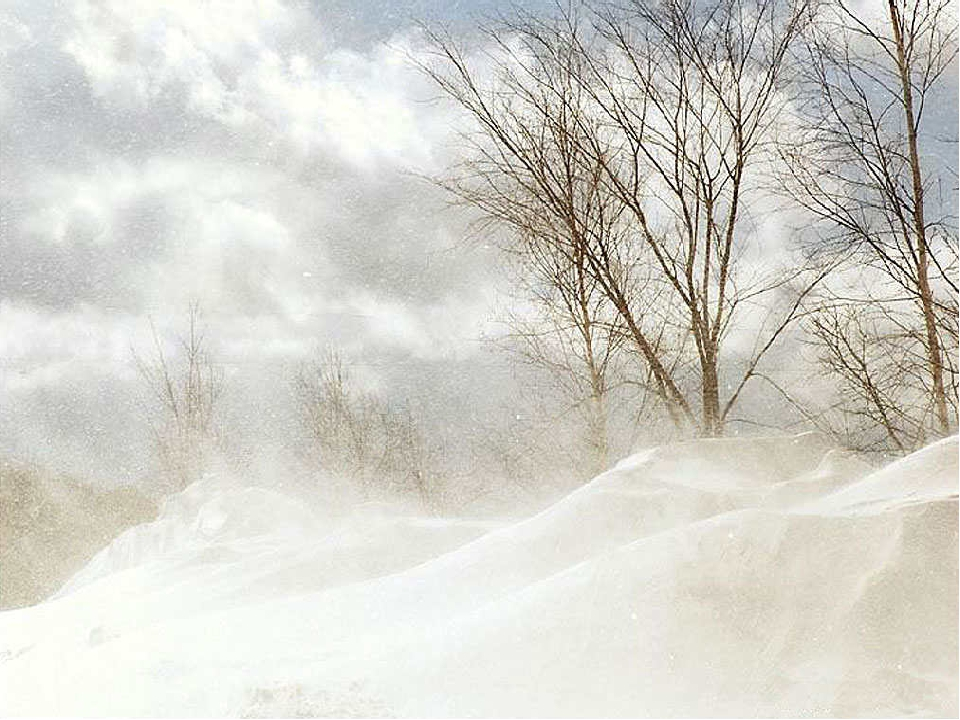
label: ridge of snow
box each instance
[1,433,955,717]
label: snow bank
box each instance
[806,436,958,515]
[1,434,956,717]
[58,475,321,594]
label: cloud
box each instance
[0,0,511,481]
[2,0,483,313]
[59,0,451,170]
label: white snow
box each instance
[1,433,956,717]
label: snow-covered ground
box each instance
[1,433,956,717]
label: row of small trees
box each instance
[417,0,957,460]
[133,306,438,500]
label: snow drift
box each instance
[0,433,956,717]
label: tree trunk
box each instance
[888,0,951,436]
[700,342,722,437]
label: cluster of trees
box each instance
[131,307,596,510]
[291,350,436,506]
[133,308,440,504]
[780,0,958,451]
[132,0,956,504]
[418,0,957,461]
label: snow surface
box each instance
[1,433,956,717]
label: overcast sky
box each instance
[0,0,570,482]
[2,0,956,483]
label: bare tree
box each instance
[414,10,652,469]
[293,348,438,506]
[419,0,821,437]
[497,261,669,477]
[293,349,375,480]
[808,303,935,452]
[378,403,436,508]
[781,0,958,450]
[496,207,638,472]
[133,303,224,492]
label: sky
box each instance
[1,0,956,484]
[0,0,567,482]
